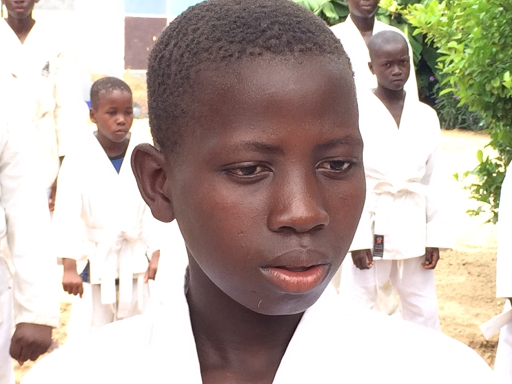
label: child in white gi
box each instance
[1,0,87,209]
[53,77,161,340]
[345,31,451,330]
[495,169,512,382]
[0,70,58,383]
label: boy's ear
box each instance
[131,144,175,223]
[89,109,97,124]
[368,62,375,75]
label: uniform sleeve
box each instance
[404,39,419,100]
[1,122,60,327]
[52,151,86,262]
[349,194,374,252]
[422,112,453,249]
[52,49,88,158]
[497,169,512,298]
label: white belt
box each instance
[85,226,145,319]
[369,179,426,242]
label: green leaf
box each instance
[477,149,483,163]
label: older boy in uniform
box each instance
[0,71,58,384]
[53,77,162,340]
[1,0,87,209]
[330,0,418,97]
[24,1,493,383]
[346,31,450,330]
[495,169,512,382]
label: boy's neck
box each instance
[187,257,303,384]
[350,13,375,36]
[94,131,130,158]
[373,85,405,104]
[6,14,36,43]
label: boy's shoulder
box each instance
[339,304,494,382]
[22,314,155,384]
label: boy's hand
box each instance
[351,249,373,270]
[422,247,440,269]
[48,181,57,211]
[62,268,84,297]
[144,250,161,283]
[10,323,52,364]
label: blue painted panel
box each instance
[169,0,206,15]
[125,0,167,15]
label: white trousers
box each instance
[0,263,14,384]
[342,255,440,330]
[67,281,149,344]
[495,301,512,383]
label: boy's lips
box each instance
[261,264,329,294]
[260,250,331,293]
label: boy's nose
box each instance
[268,173,329,234]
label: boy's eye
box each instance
[125,110,133,116]
[107,111,116,116]
[317,160,352,172]
[227,165,269,177]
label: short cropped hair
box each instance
[90,77,132,110]
[147,0,352,154]
[367,30,408,60]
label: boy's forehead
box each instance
[177,55,358,147]
[371,43,409,58]
[194,55,352,99]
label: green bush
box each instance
[406,0,512,223]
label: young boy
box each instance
[1,0,87,209]
[330,0,418,98]
[344,31,451,330]
[53,77,161,340]
[495,169,512,381]
[0,70,58,383]
[23,2,493,383]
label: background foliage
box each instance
[293,0,510,223]
[405,0,512,223]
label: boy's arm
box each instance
[52,153,86,263]
[0,121,59,362]
[422,112,453,250]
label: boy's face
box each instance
[90,90,133,143]
[369,42,410,91]
[347,0,379,18]
[2,0,39,19]
[137,57,364,316]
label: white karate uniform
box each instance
[0,77,59,382]
[22,262,496,383]
[341,90,451,330]
[331,15,419,98]
[0,18,87,189]
[52,128,163,341]
[495,169,512,382]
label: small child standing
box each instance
[344,31,451,330]
[53,77,161,340]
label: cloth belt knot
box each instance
[369,179,426,238]
[85,226,145,319]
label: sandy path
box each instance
[13,128,503,381]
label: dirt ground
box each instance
[13,129,503,381]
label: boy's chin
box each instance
[240,285,329,317]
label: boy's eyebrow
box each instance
[313,137,356,151]
[238,141,285,155]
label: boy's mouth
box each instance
[260,264,329,294]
